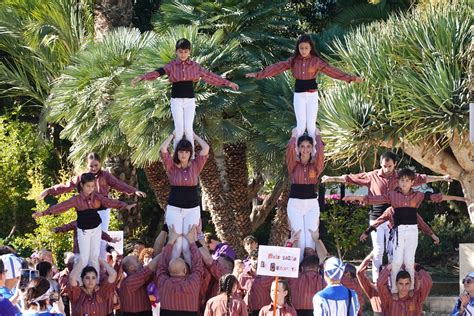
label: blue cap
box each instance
[324,257,346,281]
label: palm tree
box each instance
[318,1,473,221]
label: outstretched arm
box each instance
[131,68,165,86]
[246,59,291,79]
[425,174,451,183]
[33,196,77,218]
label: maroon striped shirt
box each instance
[44,192,128,216]
[118,266,154,313]
[54,268,70,297]
[47,170,138,197]
[377,267,432,315]
[238,267,273,312]
[369,207,434,236]
[54,220,114,254]
[67,282,115,316]
[288,270,325,310]
[258,303,297,316]
[344,170,427,197]
[201,260,226,305]
[356,256,382,313]
[254,56,357,83]
[160,151,208,186]
[141,58,232,87]
[286,136,324,185]
[204,294,249,316]
[156,244,204,311]
[341,277,365,316]
[364,188,443,209]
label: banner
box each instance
[256,245,300,278]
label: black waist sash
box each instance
[294,79,318,92]
[171,81,194,98]
[393,207,418,227]
[77,209,102,230]
[289,184,317,199]
[160,310,197,316]
[168,186,199,208]
[370,204,391,220]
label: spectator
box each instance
[242,236,258,268]
[451,272,474,316]
[138,248,155,266]
[0,254,22,305]
[259,279,296,316]
[21,277,64,315]
[204,233,236,261]
[132,241,146,257]
[204,274,248,316]
[0,258,19,316]
[233,260,245,280]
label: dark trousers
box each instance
[251,311,260,316]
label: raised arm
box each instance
[153,225,168,256]
[99,258,117,283]
[376,266,392,307]
[415,269,433,302]
[246,59,291,79]
[160,133,174,154]
[156,225,179,283]
[194,134,210,156]
[356,252,377,298]
[33,196,77,218]
[313,128,325,177]
[286,129,299,174]
[69,259,83,287]
[316,58,362,83]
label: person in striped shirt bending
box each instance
[131,38,239,150]
[313,257,360,316]
[246,34,363,139]
[344,168,465,297]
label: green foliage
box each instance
[320,199,368,259]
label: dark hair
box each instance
[273,279,292,305]
[87,152,101,162]
[36,261,52,278]
[243,235,258,244]
[25,277,50,310]
[80,266,98,279]
[173,139,193,165]
[344,263,356,279]
[380,151,398,164]
[291,35,319,67]
[249,250,259,259]
[204,233,219,244]
[396,270,411,282]
[397,168,416,181]
[77,172,96,193]
[300,255,319,271]
[176,38,191,50]
[0,245,15,256]
[0,259,4,273]
[219,274,238,316]
[297,135,314,147]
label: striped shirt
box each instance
[368,206,434,236]
[344,170,427,197]
[288,270,325,310]
[286,136,325,185]
[54,220,114,254]
[341,277,365,316]
[67,282,115,316]
[156,244,204,312]
[313,284,360,316]
[202,261,227,303]
[254,56,357,83]
[54,268,70,297]
[160,151,208,186]
[44,192,128,216]
[141,58,232,87]
[377,267,432,315]
[118,266,154,313]
[451,297,474,316]
[204,294,249,316]
[238,267,273,312]
[259,303,297,316]
[364,188,443,209]
[356,256,382,313]
[47,170,138,197]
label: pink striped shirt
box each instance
[155,244,204,311]
[344,169,427,197]
[356,256,382,313]
[369,207,434,236]
[377,267,432,315]
[364,188,443,209]
[286,136,324,184]
[258,303,297,316]
[67,282,116,316]
[118,267,154,313]
[255,55,357,83]
[160,151,208,186]
[141,58,232,86]
[288,270,325,310]
[238,267,273,312]
[204,294,249,316]
[44,192,128,216]
[47,170,138,197]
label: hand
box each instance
[308,228,319,242]
[460,293,470,307]
[111,250,120,261]
[185,225,197,243]
[37,189,48,200]
[245,73,257,78]
[443,174,452,182]
[98,258,106,267]
[228,82,239,90]
[431,234,440,245]
[131,76,142,86]
[125,203,137,211]
[32,211,43,219]
[289,229,301,244]
[359,232,369,242]
[353,77,364,83]
[135,191,147,198]
[291,127,298,138]
[314,127,320,136]
[111,237,121,243]
[168,224,180,245]
[321,175,331,184]
[343,196,364,203]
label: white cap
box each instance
[0,254,22,279]
[324,256,346,281]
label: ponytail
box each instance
[219,274,238,316]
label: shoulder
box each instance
[317,285,350,300]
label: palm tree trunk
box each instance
[143,161,170,210]
[94,0,133,41]
[268,189,290,246]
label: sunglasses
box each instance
[463,278,473,285]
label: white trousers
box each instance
[369,219,390,282]
[165,205,201,266]
[170,98,196,149]
[293,92,319,138]
[287,198,320,261]
[391,225,418,293]
[98,208,111,259]
[77,225,102,282]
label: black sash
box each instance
[393,207,418,227]
[168,186,199,208]
[294,79,318,92]
[171,81,194,98]
[370,203,391,220]
[77,209,102,229]
[289,184,318,199]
